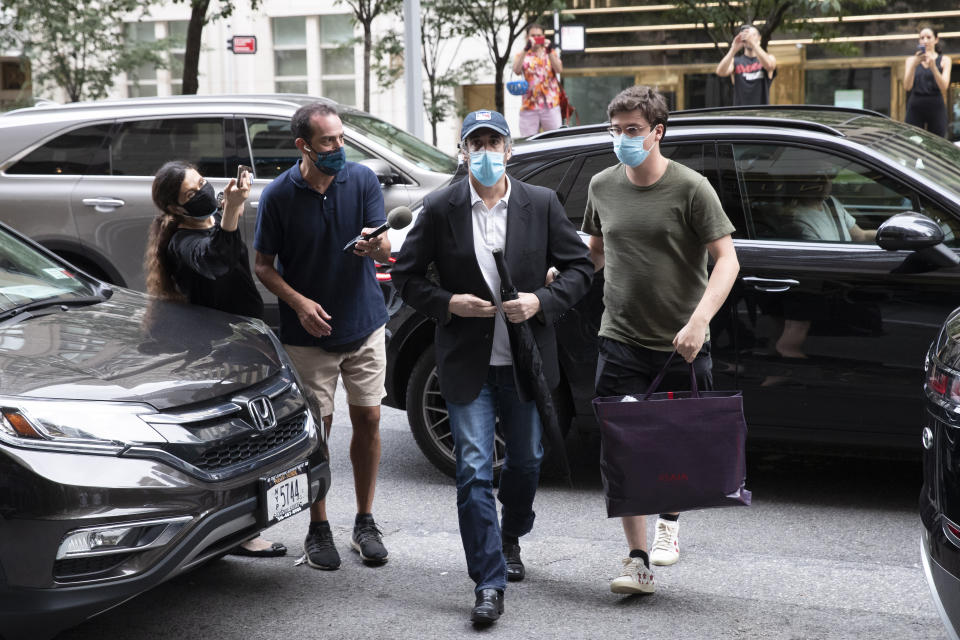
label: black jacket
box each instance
[392,177,593,404]
[168,215,264,320]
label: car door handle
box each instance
[741,276,800,293]
[82,197,125,212]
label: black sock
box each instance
[308,520,329,533]
[355,512,373,524]
[502,534,519,547]
[659,513,679,522]
[628,549,649,568]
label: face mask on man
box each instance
[306,145,346,175]
[181,181,219,219]
[613,128,657,168]
[468,150,506,187]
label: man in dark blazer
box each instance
[392,110,593,625]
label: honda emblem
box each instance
[247,396,277,431]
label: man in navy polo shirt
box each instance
[254,102,390,570]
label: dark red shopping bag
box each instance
[592,352,751,517]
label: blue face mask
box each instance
[468,150,506,187]
[613,129,656,168]
[307,146,346,175]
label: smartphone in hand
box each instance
[236,164,252,187]
[917,44,927,55]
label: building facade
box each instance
[552,1,960,139]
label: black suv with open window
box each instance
[382,106,960,477]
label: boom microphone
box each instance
[342,206,414,254]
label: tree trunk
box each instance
[362,21,372,111]
[494,59,505,114]
[428,82,439,145]
[182,0,209,95]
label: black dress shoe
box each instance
[471,588,504,624]
[503,543,525,582]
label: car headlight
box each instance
[0,398,162,455]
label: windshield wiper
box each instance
[0,295,107,322]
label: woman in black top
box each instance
[904,27,952,138]
[145,161,285,558]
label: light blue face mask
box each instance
[468,150,506,187]
[613,129,656,168]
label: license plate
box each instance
[260,462,310,525]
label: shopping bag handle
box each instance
[641,351,699,400]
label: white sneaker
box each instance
[650,518,680,566]
[610,557,655,594]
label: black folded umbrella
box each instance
[492,249,573,487]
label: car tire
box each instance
[406,345,506,479]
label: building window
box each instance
[269,14,356,101]
[805,67,891,116]
[273,16,308,95]
[564,75,634,125]
[684,73,733,110]
[167,21,189,95]
[125,22,158,97]
[319,14,356,106]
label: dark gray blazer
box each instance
[391,177,594,404]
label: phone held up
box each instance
[917,44,927,56]
[237,164,252,187]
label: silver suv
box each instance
[0,94,455,310]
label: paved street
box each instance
[59,390,943,640]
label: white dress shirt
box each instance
[468,177,513,366]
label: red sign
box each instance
[229,36,257,54]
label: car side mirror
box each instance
[877,212,960,272]
[876,212,944,251]
[359,159,399,186]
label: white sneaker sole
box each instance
[610,578,655,594]
[650,552,679,567]
[351,539,389,564]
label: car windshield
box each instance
[0,230,97,313]
[852,123,960,201]
[340,112,457,174]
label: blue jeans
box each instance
[446,365,544,593]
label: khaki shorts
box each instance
[284,325,386,417]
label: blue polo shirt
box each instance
[254,161,388,348]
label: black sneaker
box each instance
[304,521,341,570]
[351,514,388,565]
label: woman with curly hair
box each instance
[145,161,284,558]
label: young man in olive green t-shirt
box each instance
[582,85,740,595]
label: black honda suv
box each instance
[381,106,960,477]
[0,222,329,639]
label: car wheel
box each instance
[406,345,505,479]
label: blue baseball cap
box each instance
[460,110,511,141]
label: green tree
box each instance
[421,0,485,145]
[8,0,165,102]
[672,0,885,52]
[451,0,564,113]
[174,0,262,95]
[338,0,403,112]
[373,0,486,145]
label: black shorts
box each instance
[594,337,713,398]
